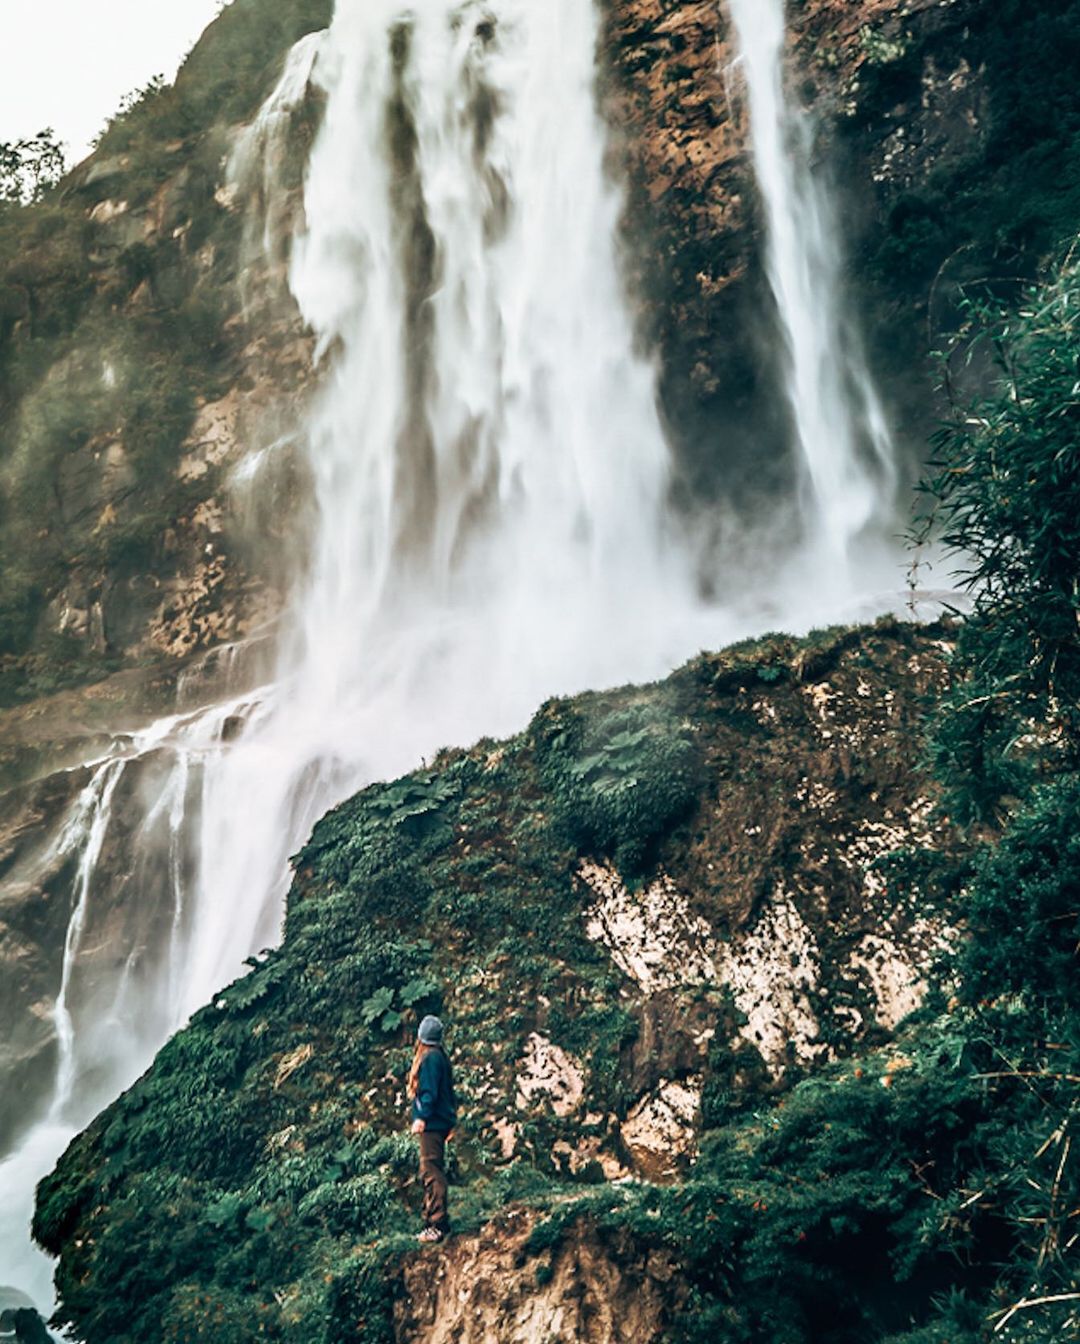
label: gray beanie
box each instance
[417,1014,444,1045]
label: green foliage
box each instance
[323,1243,402,1344]
[959,775,1080,1018]
[32,525,1080,1344]
[360,977,439,1033]
[916,262,1080,819]
[0,1,331,695]
[162,1283,276,1343]
[535,697,701,873]
[863,0,1080,290]
[893,250,1080,1339]
[0,129,66,205]
[217,954,288,1012]
[94,75,169,150]
[95,0,332,162]
[858,26,912,69]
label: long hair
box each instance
[408,1041,440,1098]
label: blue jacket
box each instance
[411,1048,457,1134]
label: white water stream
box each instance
[0,0,904,1321]
[726,0,897,581]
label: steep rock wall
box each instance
[5,0,1080,718]
[6,0,1080,1188]
[602,0,1080,507]
[0,0,329,713]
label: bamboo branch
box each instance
[973,1071,1080,1084]
[1039,1135,1072,1267]
[992,1292,1080,1332]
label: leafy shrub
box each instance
[916,262,1080,819]
[0,130,65,205]
[534,697,701,873]
[162,1283,276,1344]
[323,1244,402,1344]
[959,775,1080,1017]
[297,1173,394,1236]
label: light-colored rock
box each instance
[581,858,946,1073]
[579,862,717,993]
[837,798,937,897]
[515,1034,584,1117]
[273,1043,313,1090]
[621,1078,701,1179]
[581,862,823,1070]
[490,1116,519,1160]
[177,391,244,483]
[552,1136,628,1180]
[88,199,129,224]
[716,888,825,1068]
[848,918,947,1030]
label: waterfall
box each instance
[47,761,127,1119]
[725,0,896,579]
[0,0,907,1319]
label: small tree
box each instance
[0,128,66,204]
[915,257,1080,821]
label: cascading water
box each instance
[0,0,905,1320]
[182,0,730,1022]
[725,0,897,583]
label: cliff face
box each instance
[0,1,326,1144]
[4,0,1074,1098]
[4,0,1080,720]
[6,0,1080,1329]
[0,0,332,705]
[34,620,964,1343]
[601,0,1080,503]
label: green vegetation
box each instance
[36,623,945,1342]
[0,0,330,702]
[863,0,1080,284]
[0,130,66,205]
[858,25,912,70]
[18,5,1080,1338]
[916,262,1080,822]
[35,246,1080,1342]
[516,252,1080,1342]
[535,697,701,874]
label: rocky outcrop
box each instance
[4,0,1076,719]
[0,0,326,720]
[11,5,1080,1338]
[33,620,965,1342]
[0,4,325,1143]
[395,1210,686,1344]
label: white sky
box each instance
[0,1,229,165]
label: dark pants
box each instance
[419,1130,449,1230]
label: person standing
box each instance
[409,1015,457,1243]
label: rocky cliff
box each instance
[6,3,1080,1129]
[603,0,1080,504]
[5,0,1080,1337]
[4,0,1080,714]
[35,619,970,1342]
[0,0,333,703]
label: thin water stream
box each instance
[726,0,898,581]
[0,0,903,1320]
